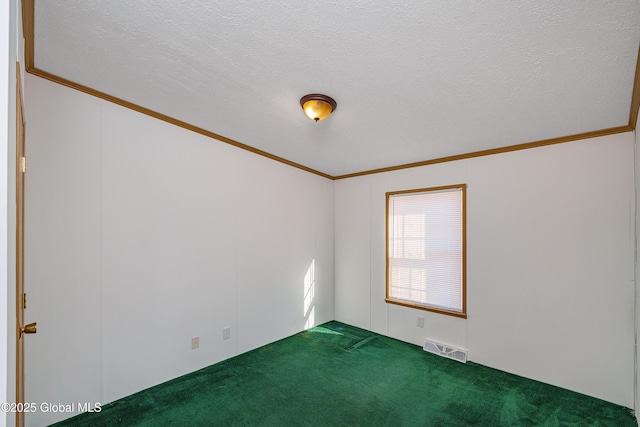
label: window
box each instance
[386,184,466,318]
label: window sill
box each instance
[385,298,467,319]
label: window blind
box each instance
[387,186,464,314]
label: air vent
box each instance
[423,339,468,363]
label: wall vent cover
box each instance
[423,339,468,363]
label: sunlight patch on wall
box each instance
[304,259,315,329]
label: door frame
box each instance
[15,61,26,427]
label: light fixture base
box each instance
[300,94,337,122]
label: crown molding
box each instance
[333,126,632,179]
[21,1,640,181]
[629,44,640,129]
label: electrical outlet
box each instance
[191,336,199,349]
[417,316,424,328]
[223,327,231,340]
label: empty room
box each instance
[2,1,640,426]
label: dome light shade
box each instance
[300,94,337,122]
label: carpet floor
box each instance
[53,321,637,426]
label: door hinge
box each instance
[20,156,27,173]
[22,293,27,310]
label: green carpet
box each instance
[54,321,636,426]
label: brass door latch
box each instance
[20,322,37,336]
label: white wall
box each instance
[635,112,639,420]
[2,1,19,427]
[335,133,635,408]
[0,2,10,426]
[23,74,334,426]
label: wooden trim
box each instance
[386,183,467,197]
[629,44,640,129]
[385,191,390,299]
[461,183,467,317]
[21,0,34,70]
[335,126,632,180]
[21,0,331,180]
[27,68,333,180]
[385,184,467,319]
[21,1,638,181]
[385,299,467,319]
[15,61,26,427]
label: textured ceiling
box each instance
[32,1,640,177]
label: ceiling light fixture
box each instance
[300,94,337,122]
